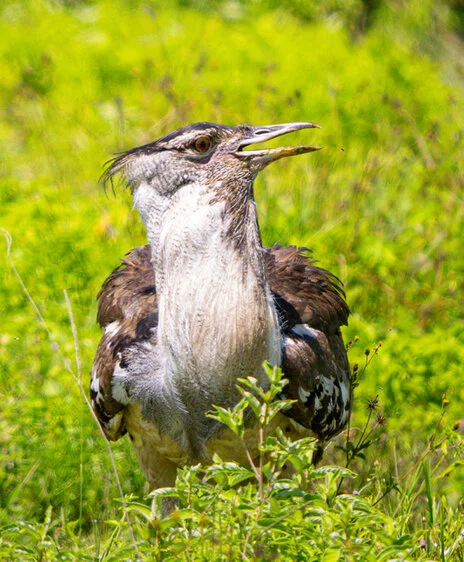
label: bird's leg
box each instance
[311,441,325,466]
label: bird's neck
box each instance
[143,181,281,409]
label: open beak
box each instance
[236,122,322,168]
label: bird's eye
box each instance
[193,137,211,153]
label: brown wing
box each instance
[264,243,349,331]
[264,244,352,444]
[91,245,157,440]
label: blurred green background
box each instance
[1,0,463,557]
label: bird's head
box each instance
[103,122,321,232]
[105,121,320,191]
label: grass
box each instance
[1,0,463,559]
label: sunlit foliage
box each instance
[1,0,463,559]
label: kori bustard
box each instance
[91,122,351,491]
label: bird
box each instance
[90,121,351,493]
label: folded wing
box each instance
[265,244,351,445]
